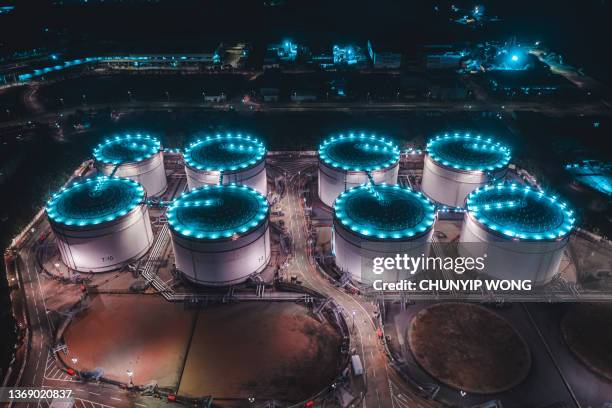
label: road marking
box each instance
[110,397,122,402]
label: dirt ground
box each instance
[408,302,531,394]
[178,302,342,402]
[62,297,343,402]
[562,303,612,382]
[62,294,196,388]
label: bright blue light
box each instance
[466,183,575,240]
[333,184,436,240]
[167,184,268,240]
[319,133,400,172]
[183,133,266,172]
[333,44,365,66]
[46,176,145,227]
[427,132,511,172]
[93,133,161,165]
[511,55,519,62]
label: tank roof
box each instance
[93,133,161,165]
[466,183,575,240]
[334,184,435,240]
[427,132,511,171]
[168,184,268,240]
[319,133,400,172]
[46,176,145,226]
[183,133,266,172]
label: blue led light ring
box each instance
[46,176,145,227]
[183,133,266,172]
[93,133,161,165]
[167,183,269,240]
[333,183,436,240]
[465,183,575,240]
[426,132,511,172]
[319,133,401,172]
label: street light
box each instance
[165,91,170,102]
[352,310,356,329]
[126,369,134,386]
[127,90,132,102]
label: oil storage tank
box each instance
[183,133,267,195]
[318,132,400,207]
[421,132,511,208]
[168,184,271,286]
[46,176,153,272]
[460,183,576,284]
[93,133,167,197]
[333,184,436,283]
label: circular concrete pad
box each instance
[408,303,531,394]
[562,303,612,381]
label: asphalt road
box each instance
[275,158,438,408]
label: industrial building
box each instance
[367,41,402,69]
[425,52,466,70]
[168,184,271,286]
[485,69,576,98]
[318,132,400,207]
[421,132,511,207]
[93,133,167,197]
[333,184,436,283]
[460,183,575,284]
[45,176,153,273]
[183,133,267,195]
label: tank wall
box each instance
[171,222,271,286]
[51,206,154,272]
[185,160,267,195]
[421,155,502,207]
[459,213,567,284]
[333,221,433,283]
[318,161,399,207]
[98,152,167,197]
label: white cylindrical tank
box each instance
[94,133,167,197]
[46,176,153,273]
[318,132,400,207]
[183,133,267,195]
[421,132,511,208]
[168,184,271,286]
[460,183,576,285]
[333,184,436,283]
